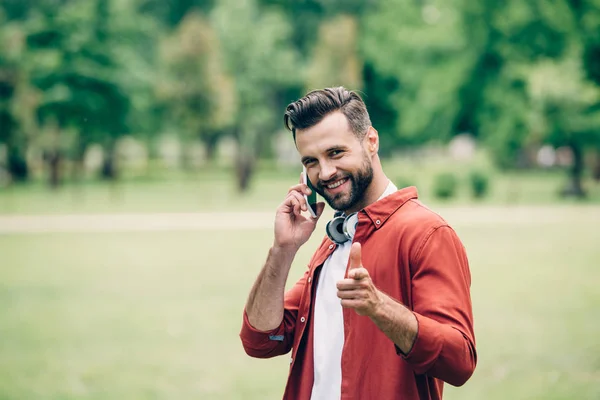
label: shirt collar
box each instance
[377,180,398,201]
[362,185,419,229]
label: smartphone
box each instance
[303,166,318,218]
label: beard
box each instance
[314,151,374,212]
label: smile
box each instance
[326,178,348,189]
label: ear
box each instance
[364,127,379,155]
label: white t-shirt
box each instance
[310,181,397,399]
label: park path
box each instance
[0,205,599,234]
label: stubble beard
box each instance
[316,152,374,213]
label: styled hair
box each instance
[284,87,371,141]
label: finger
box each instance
[347,242,362,273]
[336,289,365,299]
[315,202,326,218]
[284,190,304,207]
[335,278,365,291]
[283,192,302,215]
[348,267,369,281]
[288,191,308,212]
[340,299,363,309]
[288,183,311,196]
[291,198,301,216]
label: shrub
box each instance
[469,170,490,199]
[394,176,416,189]
[433,172,458,200]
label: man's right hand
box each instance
[273,173,325,252]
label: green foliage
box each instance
[0,12,30,180]
[1,0,600,191]
[393,176,417,190]
[468,170,490,199]
[210,0,300,189]
[26,1,130,139]
[432,172,459,200]
[158,11,234,161]
[305,15,362,91]
[361,0,474,146]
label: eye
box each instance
[303,158,317,167]
[330,149,344,157]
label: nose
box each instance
[319,161,337,183]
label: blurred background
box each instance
[0,0,599,399]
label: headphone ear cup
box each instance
[326,216,348,244]
[342,212,358,241]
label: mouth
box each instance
[323,178,350,194]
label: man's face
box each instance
[296,111,373,212]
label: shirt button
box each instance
[308,277,312,283]
[300,317,306,323]
[328,244,334,250]
[290,357,293,364]
[375,219,381,225]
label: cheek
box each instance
[339,155,363,173]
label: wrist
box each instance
[370,290,389,320]
[269,244,297,264]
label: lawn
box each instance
[1,160,599,215]
[0,204,599,399]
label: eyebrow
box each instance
[301,156,315,165]
[301,146,347,165]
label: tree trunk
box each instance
[7,146,28,182]
[101,140,118,180]
[592,148,600,182]
[561,141,586,198]
[235,150,254,192]
[71,137,87,182]
[47,149,61,189]
[204,133,219,163]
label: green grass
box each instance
[1,168,599,398]
[1,159,599,215]
[1,206,599,399]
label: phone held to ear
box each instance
[303,166,318,218]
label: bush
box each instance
[469,170,490,199]
[394,176,416,189]
[432,172,458,200]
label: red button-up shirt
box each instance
[240,187,477,399]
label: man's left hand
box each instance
[336,242,383,317]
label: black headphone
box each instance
[326,211,359,244]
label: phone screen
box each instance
[303,167,318,218]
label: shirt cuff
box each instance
[240,310,286,346]
[396,312,443,371]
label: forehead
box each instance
[295,111,358,156]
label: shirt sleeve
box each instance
[239,269,308,359]
[399,225,477,387]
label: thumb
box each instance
[315,202,326,218]
[347,242,362,272]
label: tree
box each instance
[137,0,214,28]
[361,0,474,147]
[470,0,600,195]
[527,57,600,196]
[211,0,300,191]
[305,15,362,92]
[24,0,153,185]
[158,11,235,165]
[0,12,28,181]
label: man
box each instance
[240,87,476,400]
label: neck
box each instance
[346,157,389,214]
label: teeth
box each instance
[327,179,346,189]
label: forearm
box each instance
[245,246,297,331]
[369,291,418,354]
[401,312,476,386]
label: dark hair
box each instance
[284,87,371,141]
